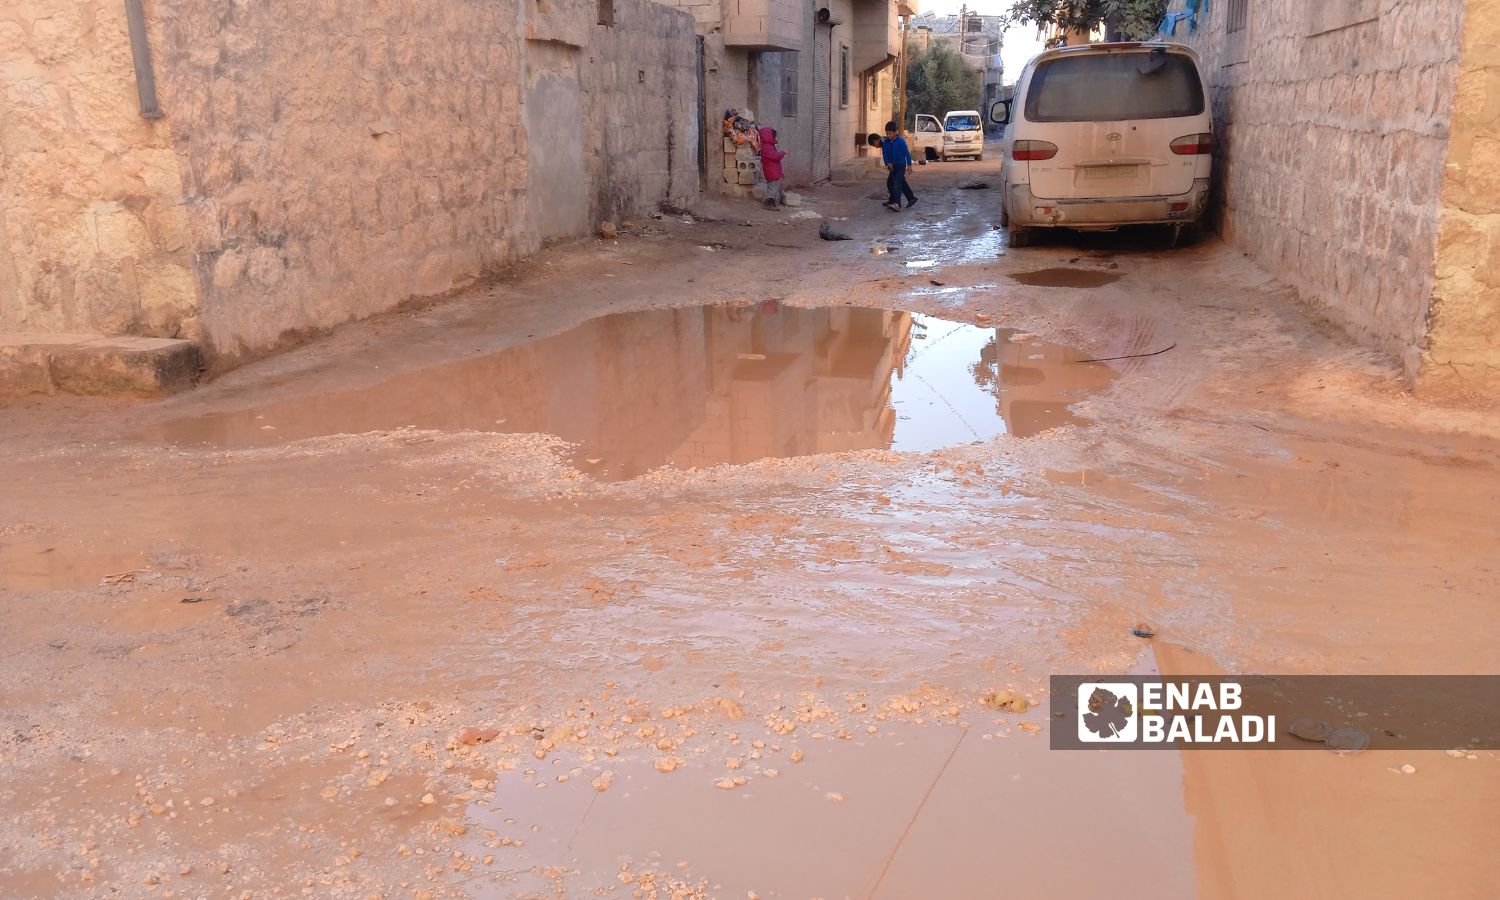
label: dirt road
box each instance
[2,157,1498,899]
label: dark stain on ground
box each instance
[1010,268,1121,288]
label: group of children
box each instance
[756,122,918,213]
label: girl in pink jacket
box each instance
[759,127,787,209]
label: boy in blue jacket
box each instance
[881,121,917,211]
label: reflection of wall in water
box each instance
[147,304,911,477]
[974,329,1114,438]
[668,305,909,469]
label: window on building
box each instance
[868,71,881,110]
[781,53,799,118]
[1226,0,1249,33]
[597,0,614,26]
[839,46,850,108]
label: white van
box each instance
[941,110,985,161]
[992,42,1212,246]
[912,114,944,161]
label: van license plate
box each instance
[1084,165,1135,179]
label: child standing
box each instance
[759,127,787,209]
[881,121,917,212]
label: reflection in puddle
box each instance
[144,305,1116,479]
[1009,268,1120,288]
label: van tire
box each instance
[1175,222,1204,247]
[924,147,939,162]
[1006,225,1034,248]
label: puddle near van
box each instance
[1009,268,1121,288]
[143,305,1116,480]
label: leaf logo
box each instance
[1077,683,1139,742]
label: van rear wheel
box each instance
[1175,222,1204,247]
[1006,225,1034,248]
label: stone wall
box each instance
[1161,0,1467,379]
[1,0,699,369]
[0,0,200,339]
[582,0,702,225]
[1425,0,1500,400]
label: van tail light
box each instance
[1171,133,1213,155]
[1012,140,1058,161]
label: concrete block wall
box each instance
[1161,0,1468,382]
[1425,0,1500,400]
[582,0,703,223]
[722,0,803,51]
[0,0,701,373]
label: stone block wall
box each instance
[1,0,700,370]
[1161,0,1467,380]
[0,0,200,339]
[151,0,534,361]
[1425,0,1500,400]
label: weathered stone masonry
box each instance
[0,0,700,372]
[1162,0,1498,401]
[1428,0,1500,398]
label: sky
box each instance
[916,0,1047,83]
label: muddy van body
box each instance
[995,42,1212,246]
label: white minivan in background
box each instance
[992,42,1212,247]
[941,110,985,161]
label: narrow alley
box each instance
[3,157,1498,898]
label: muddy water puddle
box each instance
[0,534,153,592]
[143,305,1115,480]
[461,721,1195,898]
[1010,268,1121,288]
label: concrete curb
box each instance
[0,334,201,400]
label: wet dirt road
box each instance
[2,157,1499,899]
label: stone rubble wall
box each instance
[0,0,200,339]
[1425,0,1500,400]
[1,0,701,370]
[1161,0,1467,381]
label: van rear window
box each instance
[1025,52,1205,122]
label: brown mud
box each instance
[2,154,1498,899]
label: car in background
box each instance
[912,114,944,161]
[991,42,1212,247]
[940,110,984,161]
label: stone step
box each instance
[0,333,201,400]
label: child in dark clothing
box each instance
[881,121,917,211]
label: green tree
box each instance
[904,43,982,128]
[1008,0,1168,44]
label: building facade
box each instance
[909,11,1006,120]
[1159,0,1499,401]
[660,0,916,190]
